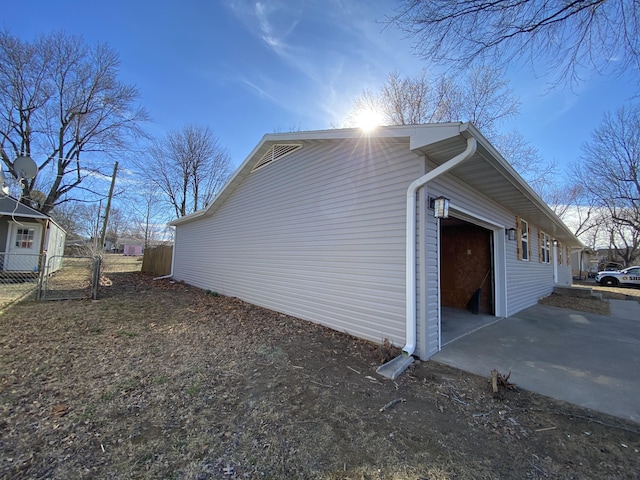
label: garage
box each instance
[440,217,494,314]
[439,216,499,346]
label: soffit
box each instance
[415,135,579,245]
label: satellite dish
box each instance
[14,155,38,180]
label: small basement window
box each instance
[252,144,303,171]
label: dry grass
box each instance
[1,273,639,479]
[589,283,640,300]
[540,280,640,315]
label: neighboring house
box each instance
[109,237,144,255]
[571,247,598,278]
[123,244,143,256]
[595,248,637,270]
[0,196,66,273]
[170,123,581,361]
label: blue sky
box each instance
[3,0,637,176]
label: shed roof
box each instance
[0,195,48,219]
[170,123,580,246]
[0,195,67,234]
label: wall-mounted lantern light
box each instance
[433,196,449,219]
[506,228,517,241]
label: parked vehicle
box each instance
[595,266,640,287]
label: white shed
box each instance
[0,196,66,273]
[170,123,581,362]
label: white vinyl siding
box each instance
[173,138,420,347]
[173,131,577,361]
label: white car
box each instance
[595,266,640,287]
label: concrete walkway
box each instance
[432,300,640,423]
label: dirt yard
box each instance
[1,272,639,479]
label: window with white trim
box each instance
[520,219,529,261]
[15,228,35,249]
[540,232,550,263]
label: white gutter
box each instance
[402,136,477,356]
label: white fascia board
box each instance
[169,209,206,226]
[170,124,460,227]
[408,123,466,150]
[169,122,579,247]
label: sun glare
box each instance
[355,108,382,132]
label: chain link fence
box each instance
[0,253,143,305]
[97,254,144,298]
[0,253,43,306]
[39,255,97,301]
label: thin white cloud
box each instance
[239,77,281,105]
[224,0,429,127]
[227,0,302,57]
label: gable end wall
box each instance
[173,138,421,347]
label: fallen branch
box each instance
[491,369,517,396]
[451,395,468,406]
[379,398,406,412]
[310,380,332,388]
[534,426,557,432]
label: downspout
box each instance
[152,253,174,280]
[403,136,477,356]
[153,238,176,280]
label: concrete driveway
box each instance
[432,300,640,423]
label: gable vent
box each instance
[252,144,302,171]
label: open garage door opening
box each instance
[440,217,498,346]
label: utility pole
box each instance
[94,199,103,251]
[99,162,118,252]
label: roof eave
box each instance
[169,124,582,247]
[469,126,581,246]
[411,123,581,247]
[169,125,457,227]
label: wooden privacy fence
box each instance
[142,245,173,276]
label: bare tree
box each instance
[605,216,640,266]
[390,0,640,87]
[127,186,168,248]
[72,202,104,241]
[140,125,231,218]
[104,208,130,247]
[491,130,557,195]
[573,104,640,264]
[347,67,519,137]
[0,30,148,214]
[345,68,559,195]
[545,181,606,249]
[50,201,82,238]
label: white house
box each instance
[170,123,580,364]
[0,196,66,273]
